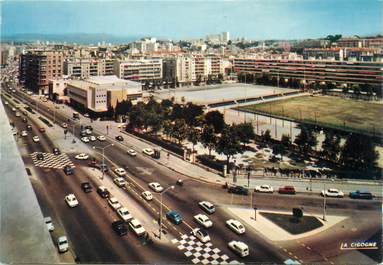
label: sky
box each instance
[1,0,382,40]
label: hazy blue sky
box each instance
[1,0,382,40]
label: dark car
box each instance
[228,186,249,195]
[349,190,373,200]
[97,163,109,172]
[63,165,74,175]
[53,148,61,155]
[26,125,32,131]
[36,152,44,160]
[88,159,97,168]
[278,186,296,195]
[84,125,93,131]
[115,135,124,141]
[22,118,27,123]
[39,127,46,133]
[81,182,92,193]
[97,186,110,198]
[166,211,183,225]
[112,220,128,236]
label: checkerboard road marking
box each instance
[172,234,243,264]
[31,152,74,169]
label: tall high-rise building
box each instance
[222,32,230,43]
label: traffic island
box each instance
[260,212,323,235]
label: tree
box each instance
[162,120,173,140]
[187,128,200,153]
[184,102,204,126]
[340,133,378,171]
[281,134,291,146]
[292,208,303,223]
[234,123,255,146]
[127,103,145,129]
[201,125,217,156]
[294,126,318,153]
[106,105,115,119]
[216,126,243,170]
[171,104,184,120]
[321,130,341,162]
[205,111,226,133]
[262,129,272,142]
[172,119,188,144]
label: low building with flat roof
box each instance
[67,75,142,113]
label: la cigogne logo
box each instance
[340,241,378,250]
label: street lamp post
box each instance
[159,185,175,240]
[323,182,327,221]
[93,143,114,180]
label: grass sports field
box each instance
[239,95,383,135]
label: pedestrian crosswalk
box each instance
[31,152,74,169]
[171,234,243,264]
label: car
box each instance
[53,148,61,155]
[61,122,68,128]
[89,135,96,142]
[141,191,153,201]
[166,210,183,225]
[198,201,216,214]
[84,113,90,118]
[15,112,21,117]
[114,167,126,176]
[80,130,87,137]
[75,153,89,160]
[115,135,124,141]
[114,177,126,187]
[81,182,92,193]
[117,207,133,222]
[97,163,109,172]
[21,130,28,137]
[4,101,8,105]
[32,136,40,142]
[278,186,296,195]
[84,125,93,131]
[321,188,344,198]
[148,182,164,193]
[255,184,274,193]
[97,186,110,198]
[226,219,245,234]
[11,107,16,112]
[44,217,54,232]
[192,228,210,243]
[128,218,146,236]
[57,236,69,253]
[112,220,128,236]
[39,127,46,133]
[228,186,249,195]
[81,137,90,143]
[194,214,213,228]
[97,135,106,141]
[85,129,92,135]
[108,197,122,210]
[36,152,44,160]
[127,149,137,156]
[349,190,373,200]
[228,240,249,257]
[142,148,155,156]
[27,91,33,95]
[26,124,32,131]
[63,165,74,175]
[22,117,27,123]
[65,194,79,207]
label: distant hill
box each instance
[1,33,142,44]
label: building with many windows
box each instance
[64,58,115,79]
[233,58,383,87]
[114,59,162,82]
[19,50,63,94]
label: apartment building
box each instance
[114,59,162,81]
[64,58,115,79]
[303,48,344,61]
[192,54,211,81]
[19,50,63,94]
[337,37,383,49]
[67,75,142,113]
[233,58,383,86]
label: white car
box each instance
[75,153,89,160]
[4,101,9,105]
[113,177,126,187]
[57,236,69,253]
[226,219,245,234]
[148,182,164,193]
[128,218,146,236]
[81,137,90,143]
[21,130,28,137]
[192,228,210,243]
[15,112,21,117]
[194,214,213,228]
[228,240,249,257]
[198,201,216,214]
[85,129,92,135]
[141,191,153,201]
[65,194,79,208]
[142,148,154,156]
[114,168,126,176]
[127,149,137,156]
[321,188,344,198]
[12,107,16,112]
[61,122,68,128]
[44,217,54,232]
[255,184,274,193]
[117,207,132,222]
[89,135,96,141]
[27,91,33,95]
[32,136,40,142]
[108,197,122,210]
[97,135,106,141]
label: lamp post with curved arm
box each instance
[93,143,114,180]
[159,185,174,239]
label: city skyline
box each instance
[1,0,382,41]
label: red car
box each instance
[39,127,46,133]
[278,186,296,195]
